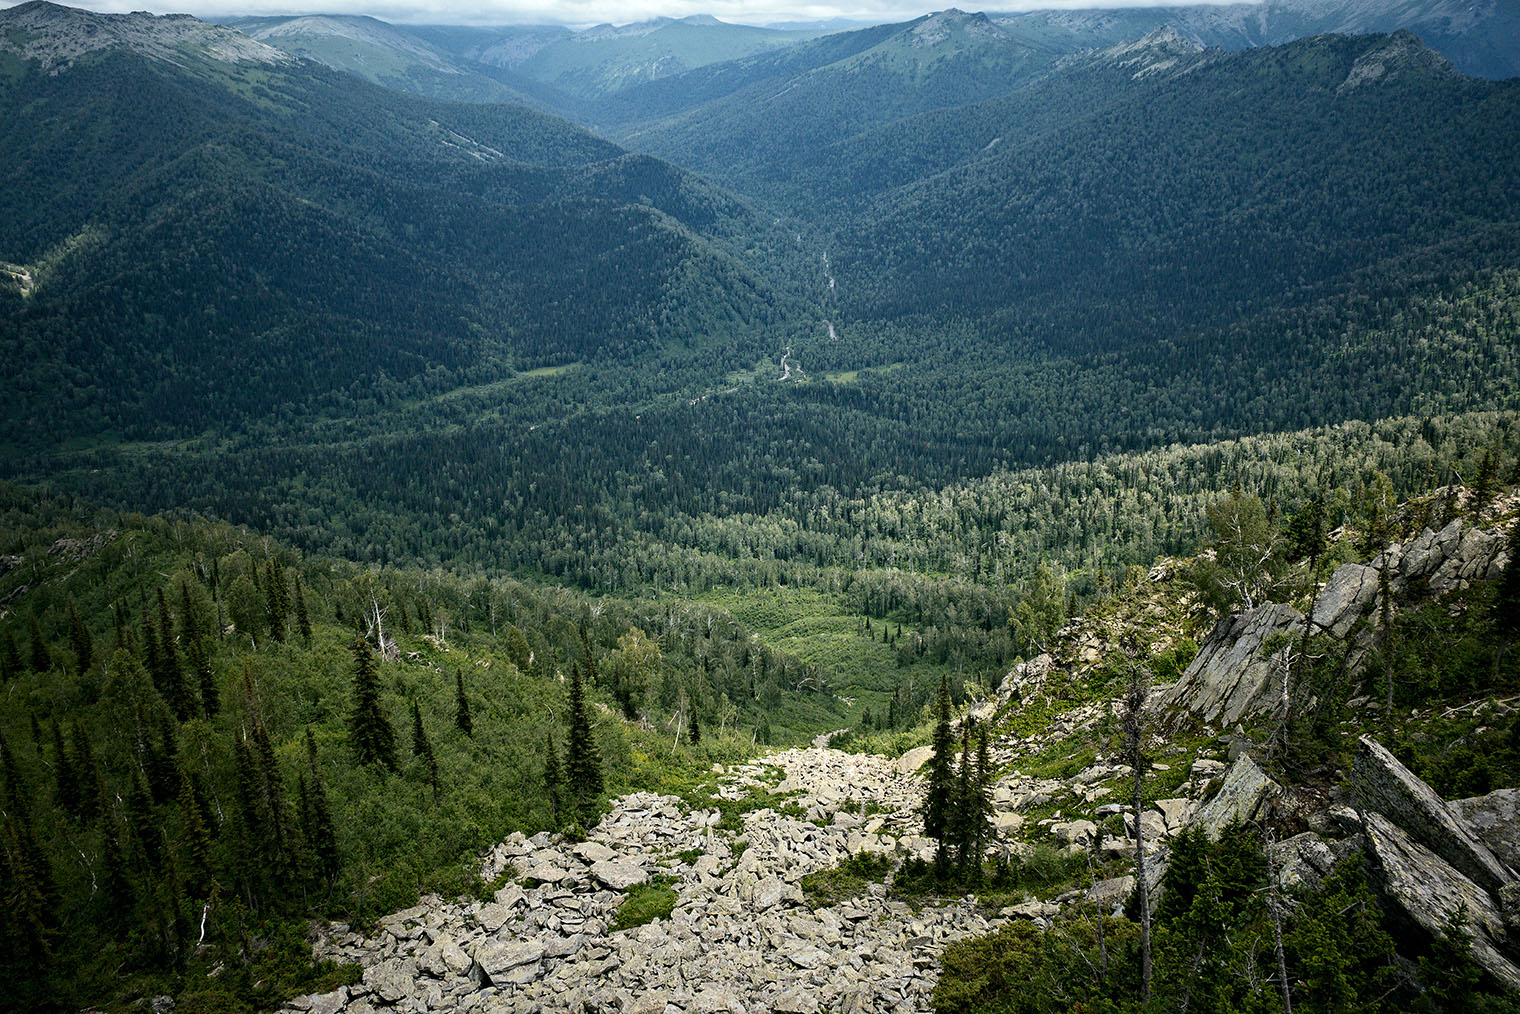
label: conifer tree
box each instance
[51,718,81,817]
[146,711,179,805]
[112,601,128,653]
[125,771,162,872]
[951,719,976,880]
[973,725,995,867]
[265,560,288,642]
[922,674,956,878]
[68,603,92,674]
[454,668,472,737]
[688,709,701,746]
[294,573,313,645]
[1,810,60,965]
[27,614,49,673]
[580,621,600,688]
[157,589,191,719]
[299,730,340,887]
[69,722,102,822]
[564,660,603,826]
[347,637,397,771]
[543,732,562,826]
[1,630,20,681]
[0,729,29,820]
[176,771,214,898]
[98,823,135,930]
[186,634,217,716]
[178,581,202,644]
[141,606,161,684]
[410,700,440,807]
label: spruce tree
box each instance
[51,719,81,817]
[265,560,288,642]
[564,660,603,826]
[688,709,702,746]
[98,823,135,930]
[141,606,161,685]
[951,720,976,880]
[347,637,397,771]
[176,770,214,898]
[146,711,179,805]
[178,581,202,644]
[69,722,102,822]
[68,603,92,674]
[294,573,312,645]
[1,810,60,964]
[157,589,191,718]
[126,771,162,872]
[27,615,49,674]
[543,732,562,826]
[1,631,20,681]
[972,725,995,870]
[454,668,473,737]
[300,730,340,886]
[249,713,291,874]
[410,700,440,807]
[579,621,600,688]
[921,675,956,878]
[186,634,217,716]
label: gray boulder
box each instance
[1453,788,1520,874]
[471,938,546,984]
[590,860,649,890]
[1192,753,1280,837]
[1352,737,1514,893]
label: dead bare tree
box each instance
[364,592,398,662]
[1121,661,1153,1003]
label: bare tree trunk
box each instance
[1263,819,1294,1014]
[1123,665,1152,1003]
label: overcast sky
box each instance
[2,0,1255,28]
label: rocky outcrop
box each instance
[1361,810,1520,991]
[1161,520,1507,727]
[1352,737,1515,894]
[1158,604,1300,726]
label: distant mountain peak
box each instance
[1339,29,1457,92]
[1090,24,1208,78]
[909,8,1004,47]
[0,1,291,70]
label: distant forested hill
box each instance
[0,2,782,445]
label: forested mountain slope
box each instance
[221,14,567,108]
[992,0,1520,80]
[0,2,782,445]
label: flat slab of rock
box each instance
[1352,736,1514,893]
[590,860,648,890]
[1361,810,1520,991]
[473,938,546,981]
[574,841,619,864]
[1191,753,1278,837]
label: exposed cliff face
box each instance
[1159,517,1508,727]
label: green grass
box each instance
[799,852,894,907]
[610,876,678,931]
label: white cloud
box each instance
[2,0,1257,28]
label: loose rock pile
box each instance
[282,749,1001,1014]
